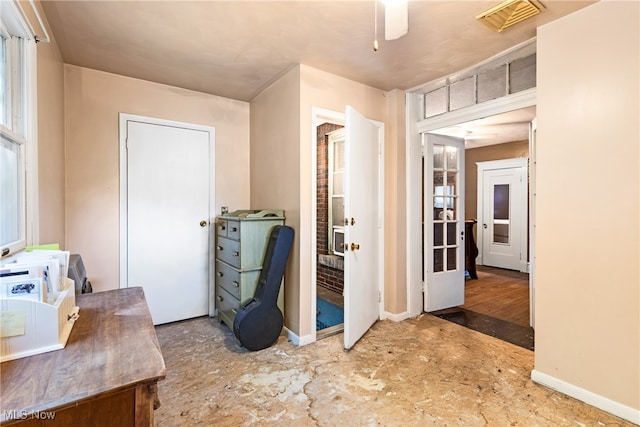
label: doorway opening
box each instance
[476,157,528,272]
[310,106,385,348]
[424,106,535,350]
[316,123,345,338]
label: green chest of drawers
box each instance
[215,209,285,330]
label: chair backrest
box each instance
[67,254,87,294]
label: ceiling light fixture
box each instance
[373,0,379,51]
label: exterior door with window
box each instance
[423,134,465,312]
[477,159,527,272]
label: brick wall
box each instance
[317,262,343,294]
[316,123,344,294]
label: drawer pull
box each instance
[231,309,238,315]
[232,251,239,257]
[219,225,226,230]
[217,246,223,251]
[217,272,223,277]
[231,227,238,232]
[232,281,239,287]
[217,295,223,302]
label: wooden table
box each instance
[0,287,166,426]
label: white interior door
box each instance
[343,106,382,350]
[424,134,465,312]
[479,161,527,271]
[125,117,213,325]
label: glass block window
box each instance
[509,54,536,93]
[423,53,536,119]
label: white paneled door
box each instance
[122,115,214,325]
[343,106,383,350]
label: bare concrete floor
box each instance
[154,315,631,426]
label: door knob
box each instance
[351,243,360,251]
[200,220,208,227]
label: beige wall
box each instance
[250,66,302,332]
[536,0,639,415]
[64,66,250,292]
[250,64,396,339]
[34,1,65,247]
[385,89,407,315]
[465,140,529,221]
[299,65,389,339]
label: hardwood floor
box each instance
[317,266,533,348]
[432,265,534,350]
[463,265,530,328]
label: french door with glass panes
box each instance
[423,134,465,312]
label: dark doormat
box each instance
[317,297,344,330]
[431,308,534,351]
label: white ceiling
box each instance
[39,0,593,146]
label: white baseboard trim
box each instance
[531,370,640,425]
[384,310,411,322]
[284,327,315,347]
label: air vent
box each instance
[476,0,546,32]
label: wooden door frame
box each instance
[309,107,385,345]
[476,157,529,272]
[406,89,536,317]
[118,113,216,315]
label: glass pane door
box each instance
[424,134,465,312]
[432,145,460,273]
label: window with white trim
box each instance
[328,129,345,256]
[1,1,36,259]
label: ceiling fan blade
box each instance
[385,0,408,40]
